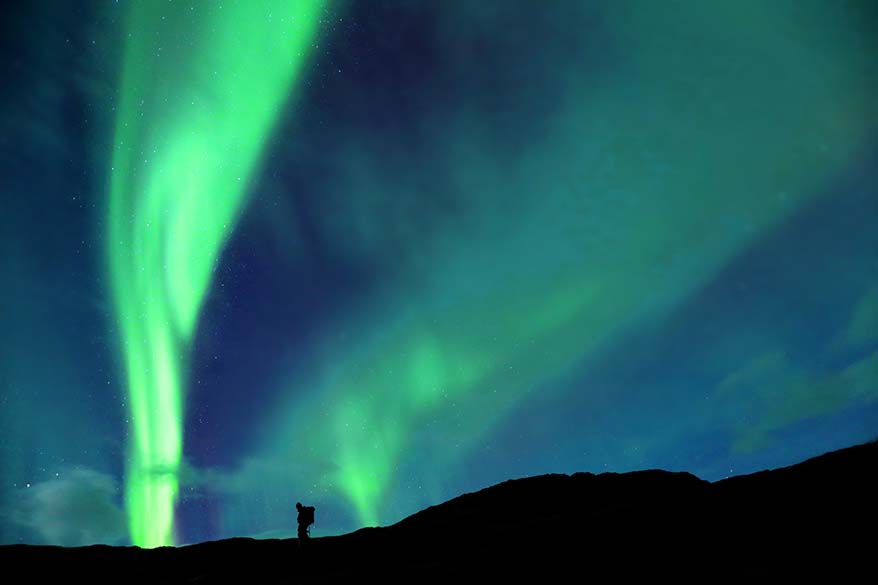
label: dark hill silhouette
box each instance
[2,441,874,581]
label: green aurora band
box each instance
[108,1,325,547]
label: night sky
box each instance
[1,0,876,547]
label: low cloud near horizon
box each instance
[7,468,126,546]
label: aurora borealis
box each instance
[2,0,877,547]
[108,0,324,549]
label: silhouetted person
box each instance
[296,501,315,541]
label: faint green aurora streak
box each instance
[108,1,325,547]
[247,1,874,530]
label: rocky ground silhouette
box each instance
[2,440,874,582]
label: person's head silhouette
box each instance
[296,502,303,512]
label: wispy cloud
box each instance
[842,283,878,350]
[6,468,126,546]
[715,350,878,454]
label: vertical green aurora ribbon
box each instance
[108,1,325,547]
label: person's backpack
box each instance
[301,506,315,527]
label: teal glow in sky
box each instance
[0,0,876,547]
